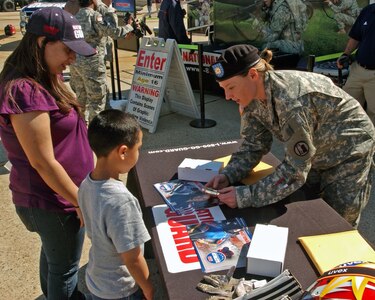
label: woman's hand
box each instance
[217,186,238,208]
[206,174,229,190]
[75,207,85,227]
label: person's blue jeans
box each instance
[90,288,144,300]
[15,206,85,299]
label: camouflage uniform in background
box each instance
[261,0,306,54]
[97,3,117,64]
[69,6,133,122]
[327,0,360,32]
[221,71,375,227]
[65,0,115,62]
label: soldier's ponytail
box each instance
[253,48,274,72]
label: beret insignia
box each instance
[212,63,224,78]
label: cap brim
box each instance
[63,40,96,57]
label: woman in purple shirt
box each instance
[0,8,96,299]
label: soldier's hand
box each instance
[217,186,237,208]
[206,174,229,190]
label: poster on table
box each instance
[152,204,226,273]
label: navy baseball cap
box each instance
[211,44,260,81]
[26,7,96,57]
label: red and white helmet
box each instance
[302,261,375,299]
[4,24,16,36]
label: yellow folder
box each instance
[214,155,275,185]
[298,230,375,275]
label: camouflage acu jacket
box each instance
[74,7,133,59]
[222,70,374,208]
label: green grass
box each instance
[211,2,355,57]
[303,9,348,56]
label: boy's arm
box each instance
[120,246,154,300]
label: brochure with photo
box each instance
[153,179,220,215]
[186,217,252,273]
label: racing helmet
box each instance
[4,24,16,36]
[302,261,375,299]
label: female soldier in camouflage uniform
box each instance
[208,44,375,227]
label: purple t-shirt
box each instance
[0,79,94,213]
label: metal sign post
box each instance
[190,43,216,128]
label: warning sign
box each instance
[126,38,199,133]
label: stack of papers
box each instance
[298,230,375,274]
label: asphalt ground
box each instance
[0,8,375,300]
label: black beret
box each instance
[211,44,260,81]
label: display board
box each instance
[180,46,223,94]
[212,0,370,57]
[126,38,199,133]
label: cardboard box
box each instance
[246,224,289,277]
[177,158,223,183]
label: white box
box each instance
[246,224,289,277]
[177,158,223,183]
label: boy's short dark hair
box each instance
[88,109,141,157]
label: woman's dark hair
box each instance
[0,32,81,114]
[88,109,142,158]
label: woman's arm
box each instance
[120,246,154,300]
[10,111,84,223]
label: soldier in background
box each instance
[260,0,307,54]
[69,0,134,123]
[207,44,375,228]
[97,0,117,67]
[158,0,191,44]
[65,0,115,65]
[324,0,360,34]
